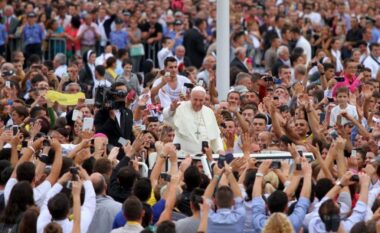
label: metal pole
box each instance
[216,0,230,101]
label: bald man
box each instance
[163,86,224,154]
[87,173,122,233]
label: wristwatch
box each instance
[335,180,344,188]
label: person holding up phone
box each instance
[150,57,191,108]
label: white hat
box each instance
[191,86,206,94]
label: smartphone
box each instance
[12,125,18,136]
[337,115,342,126]
[350,174,359,182]
[296,163,302,171]
[271,161,281,169]
[84,99,95,105]
[160,173,171,182]
[327,98,334,103]
[82,117,94,131]
[72,110,83,121]
[202,141,209,153]
[5,81,10,88]
[351,149,357,158]
[174,143,181,151]
[164,72,170,77]
[218,155,225,168]
[298,150,303,157]
[273,96,279,100]
[126,90,136,102]
[330,130,339,140]
[184,83,194,89]
[118,137,128,146]
[70,166,78,181]
[335,77,345,82]
[22,141,28,147]
[43,138,50,147]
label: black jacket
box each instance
[96,14,117,40]
[94,107,135,146]
[230,57,249,73]
[79,50,96,98]
[271,59,285,78]
[183,28,206,68]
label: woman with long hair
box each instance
[0,181,35,232]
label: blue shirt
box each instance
[206,197,246,233]
[0,24,7,46]
[252,196,310,233]
[112,210,125,229]
[165,30,183,50]
[110,30,128,50]
[22,23,45,45]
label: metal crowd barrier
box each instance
[46,38,67,61]
[7,36,23,58]
[144,41,162,68]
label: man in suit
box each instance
[3,5,19,60]
[2,5,19,35]
[272,45,290,78]
[230,47,249,73]
[94,82,135,147]
[183,18,207,68]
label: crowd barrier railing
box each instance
[46,38,67,61]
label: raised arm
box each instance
[252,160,272,198]
[224,161,241,197]
[11,137,45,178]
[204,165,224,199]
[156,175,179,225]
[45,139,63,185]
[71,181,82,233]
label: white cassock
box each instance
[163,101,224,154]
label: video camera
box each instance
[94,86,128,109]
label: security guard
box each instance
[22,12,45,59]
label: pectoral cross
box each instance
[195,128,201,139]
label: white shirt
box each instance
[363,54,380,79]
[157,47,174,69]
[152,75,191,108]
[92,79,112,97]
[37,181,96,233]
[307,197,367,233]
[54,65,67,78]
[296,36,312,63]
[55,15,72,29]
[329,104,359,127]
[196,70,209,85]
[4,178,51,208]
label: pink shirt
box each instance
[332,74,361,97]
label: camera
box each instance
[94,86,129,109]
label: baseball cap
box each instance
[174,20,183,25]
[115,18,124,24]
[27,12,37,18]
[122,10,131,16]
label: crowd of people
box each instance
[0,0,379,233]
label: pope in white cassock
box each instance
[163,86,224,154]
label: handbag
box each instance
[130,43,145,57]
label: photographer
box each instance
[94,82,135,146]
